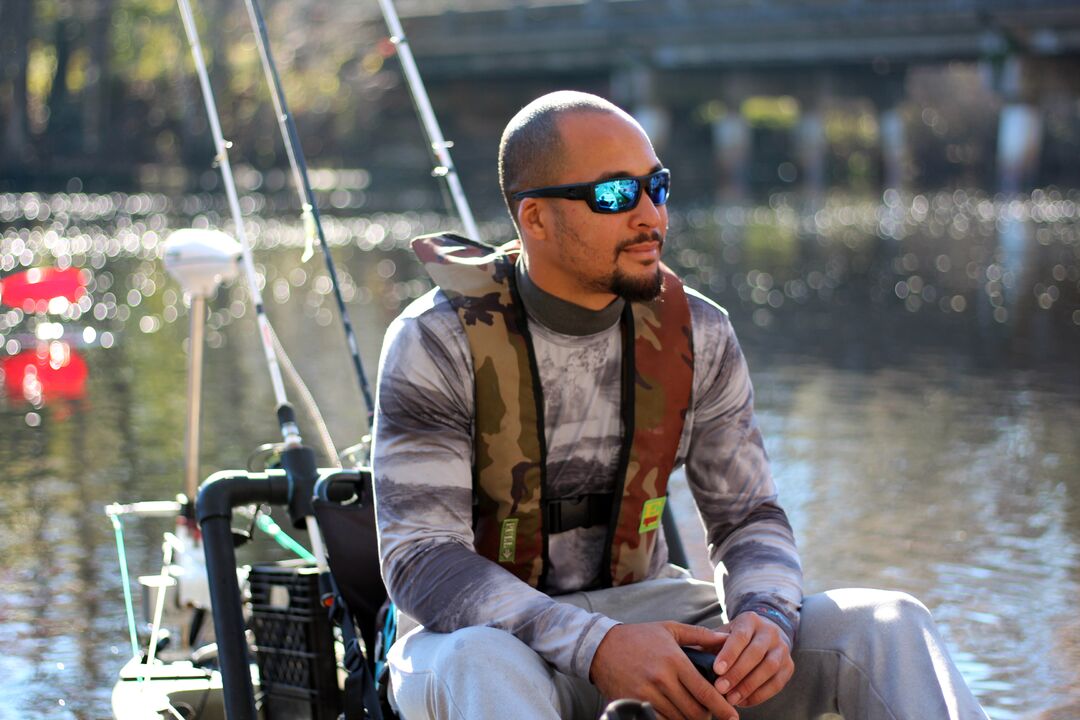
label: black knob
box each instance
[600,698,658,720]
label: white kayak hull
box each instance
[111,656,260,720]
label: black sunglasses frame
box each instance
[511,169,671,214]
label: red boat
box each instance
[0,267,88,312]
[1,342,88,403]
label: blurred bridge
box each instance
[386,0,1080,77]
[355,0,1080,200]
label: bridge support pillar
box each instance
[708,73,755,201]
[794,75,830,198]
[795,109,827,198]
[611,66,671,152]
[866,65,909,193]
[993,56,1044,194]
[633,105,671,154]
[998,104,1043,195]
[880,107,907,192]
[712,112,751,202]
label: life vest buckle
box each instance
[544,493,613,534]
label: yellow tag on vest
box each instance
[499,518,518,563]
[639,497,666,534]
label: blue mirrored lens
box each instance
[648,172,669,205]
[594,178,640,212]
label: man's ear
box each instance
[517,198,548,242]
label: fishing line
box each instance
[108,513,141,663]
[268,322,339,467]
[243,0,376,432]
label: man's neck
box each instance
[516,261,623,336]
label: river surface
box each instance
[1,189,1079,719]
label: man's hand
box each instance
[711,611,794,708]
[590,621,738,720]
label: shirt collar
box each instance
[515,260,624,336]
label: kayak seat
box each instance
[314,469,397,720]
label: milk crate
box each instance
[248,561,341,720]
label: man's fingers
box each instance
[726,644,793,707]
[713,620,752,677]
[679,658,739,720]
[658,681,706,720]
[717,628,769,692]
[648,693,689,720]
[668,621,729,650]
[739,654,795,707]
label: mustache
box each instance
[615,231,664,255]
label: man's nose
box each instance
[631,191,664,230]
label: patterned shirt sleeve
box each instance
[372,290,618,679]
[684,291,804,643]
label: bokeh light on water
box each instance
[1,190,1079,718]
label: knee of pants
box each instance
[389,626,563,720]
[402,625,554,688]
[802,588,934,646]
[445,626,546,673]
[859,589,932,633]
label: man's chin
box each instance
[611,268,663,303]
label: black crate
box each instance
[248,560,341,720]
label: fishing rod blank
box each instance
[242,0,375,431]
[176,0,292,436]
[375,0,481,241]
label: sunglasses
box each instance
[512,168,671,214]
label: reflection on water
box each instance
[753,364,1080,719]
[665,357,1080,720]
[1,190,1079,718]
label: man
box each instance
[372,90,987,720]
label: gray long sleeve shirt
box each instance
[372,267,802,680]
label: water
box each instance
[1,189,1079,718]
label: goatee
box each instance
[610,232,664,302]
[611,267,662,302]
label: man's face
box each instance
[528,111,668,307]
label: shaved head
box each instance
[498,91,640,229]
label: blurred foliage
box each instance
[742,96,800,130]
[0,0,393,190]
[112,0,183,85]
[825,106,879,146]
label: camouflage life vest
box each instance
[412,233,693,589]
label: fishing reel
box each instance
[247,442,286,473]
[337,434,373,469]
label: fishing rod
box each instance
[176,0,328,568]
[176,4,344,717]
[374,0,481,241]
[241,0,375,432]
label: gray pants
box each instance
[387,576,988,720]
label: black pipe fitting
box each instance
[196,469,290,720]
[282,444,319,529]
